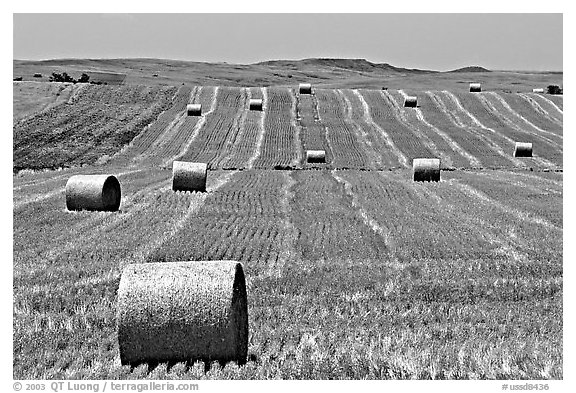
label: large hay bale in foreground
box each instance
[306,150,326,163]
[117,261,248,366]
[187,104,202,116]
[404,96,418,107]
[66,174,121,211]
[249,98,263,111]
[470,83,482,92]
[532,88,544,93]
[514,142,533,157]
[172,161,207,192]
[413,158,441,182]
[299,83,312,94]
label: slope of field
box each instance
[14,83,563,173]
[13,84,177,172]
[13,168,562,379]
[13,75,563,380]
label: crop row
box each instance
[13,84,178,171]
[13,168,562,378]
[253,87,300,168]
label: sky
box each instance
[13,13,563,71]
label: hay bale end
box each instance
[404,96,418,108]
[172,161,207,192]
[187,104,202,116]
[514,142,533,157]
[469,83,482,93]
[413,158,441,182]
[249,98,263,111]
[306,150,326,164]
[299,83,312,94]
[66,174,121,211]
[117,260,248,366]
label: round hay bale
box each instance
[306,150,326,163]
[470,83,482,93]
[33,73,42,78]
[187,104,202,116]
[404,96,418,108]
[172,161,207,192]
[117,260,248,366]
[514,142,533,157]
[532,88,544,93]
[249,98,263,111]
[413,158,441,182]
[66,174,121,211]
[299,83,312,94]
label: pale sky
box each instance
[13,13,563,72]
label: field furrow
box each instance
[161,86,219,167]
[527,94,563,123]
[490,93,563,138]
[316,89,372,169]
[357,89,431,166]
[148,170,285,267]
[476,93,562,150]
[391,90,468,168]
[288,170,391,263]
[517,93,563,130]
[178,87,248,168]
[222,87,268,169]
[107,85,190,166]
[253,87,300,169]
[426,91,522,169]
[13,170,236,379]
[297,92,332,167]
[453,92,561,168]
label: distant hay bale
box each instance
[187,104,202,116]
[514,142,533,157]
[299,83,312,94]
[404,96,418,107]
[306,150,326,163]
[470,83,482,92]
[532,88,544,93]
[172,161,207,192]
[66,174,121,211]
[249,98,263,111]
[117,260,248,366]
[33,73,42,78]
[413,158,441,182]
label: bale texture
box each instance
[306,150,326,163]
[470,83,482,92]
[249,98,263,111]
[514,142,533,157]
[187,104,202,116]
[532,88,544,93]
[413,158,441,182]
[299,83,312,94]
[404,96,418,107]
[66,174,121,211]
[172,161,207,192]
[117,261,248,366]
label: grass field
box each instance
[12,59,563,380]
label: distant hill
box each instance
[447,66,491,73]
[13,58,561,91]
[257,58,437,74]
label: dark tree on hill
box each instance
[547,85,563,95]
[78,73,90,83]
[49,72,63,82]
[62,72,75,83]
[50,72,77,83]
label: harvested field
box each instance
[13,67,563,380]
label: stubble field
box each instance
[13,67,563,379]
